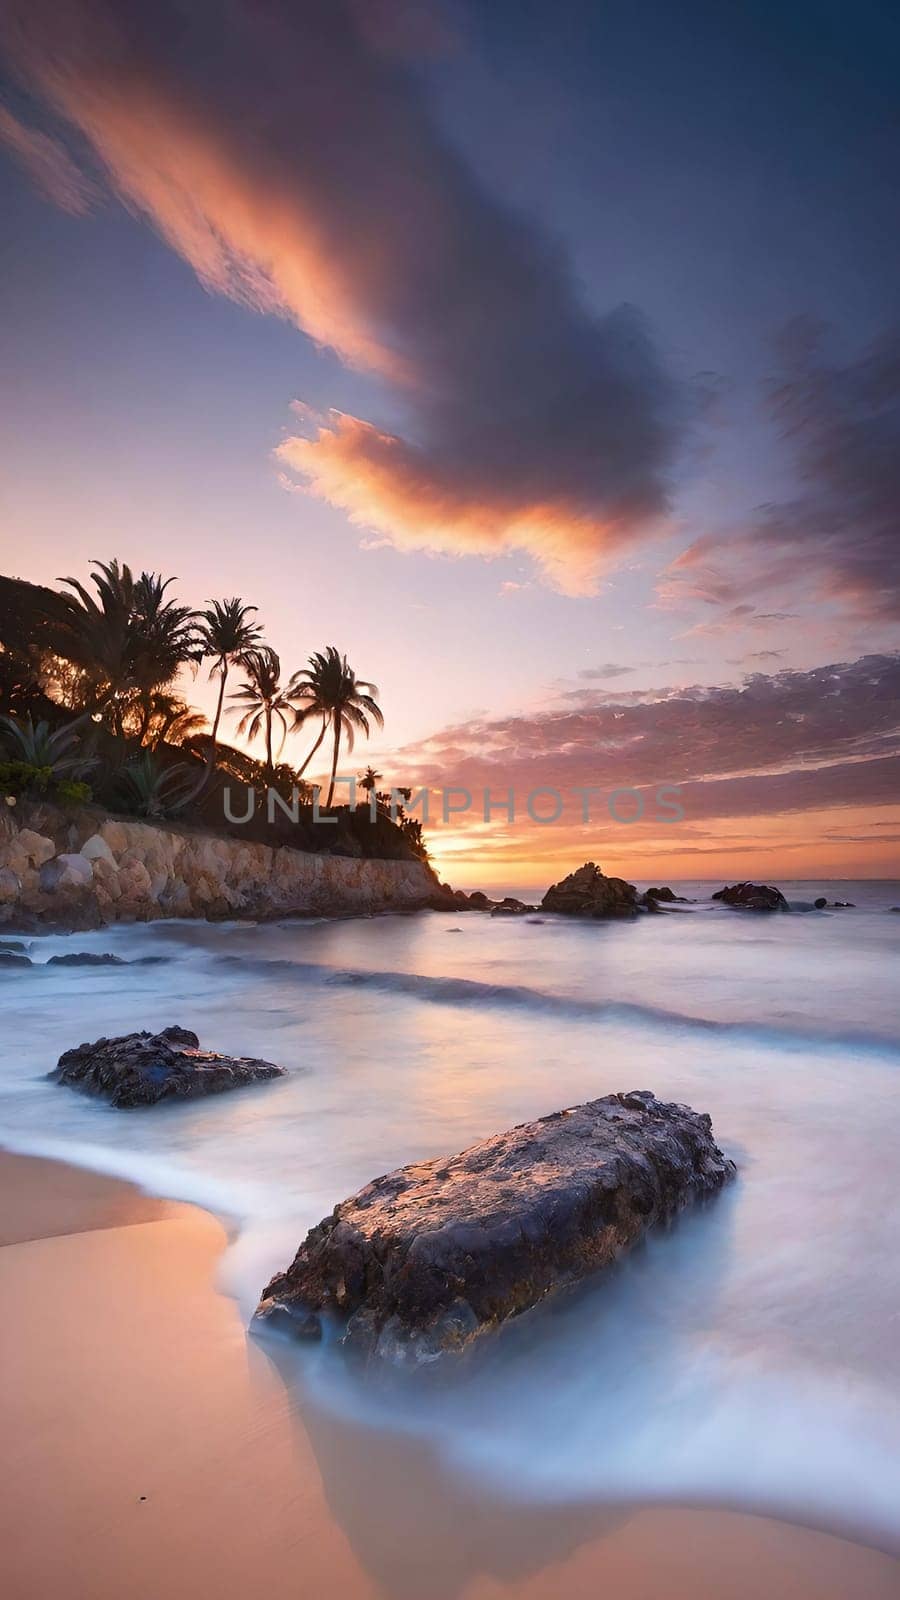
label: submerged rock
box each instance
[428,886,536,915]
[0,949,31,967]
[712,882,788,911]
[642,885,689,905]
[490,897,535,916]
[541,863,638,919]
[254,1090,735,1367]
[47,951,125,967]
[53,1025,285,1109]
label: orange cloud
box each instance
[276,412,634,594]
[2,0,683,592]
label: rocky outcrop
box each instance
[427,884,536,915]
[53,1025,285,1109]
[642,885,688,905]
[0,804,440,930]
[254,1090,735,1367]
[541,863,638,919]
[712,882,788,911]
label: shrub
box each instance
[55,778,93,807]
[0,759,53,796]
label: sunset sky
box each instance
[1,0,898,887]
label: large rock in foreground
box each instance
[712,881,788,911]
[53,1025,285,1109]
[254,1090,735,1367]
[541,862,638,918]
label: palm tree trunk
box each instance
[326,717,341,808]
[205,661,228,773]
[295,715,327,776]
[265,706,274,781]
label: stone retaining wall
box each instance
[0,803,437,929]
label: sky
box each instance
[0,0,898,887]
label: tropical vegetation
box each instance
[0,560,426,859]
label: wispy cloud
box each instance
[0,103,96,213]
[726,649,787,665]
[1,0,685,593]
[576,663,636,680]
[660,321,900,623]
[397,653,900,828]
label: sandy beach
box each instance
[0,1150,897,1600]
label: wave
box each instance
[215,954,900,1061]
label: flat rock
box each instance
[53,1024,285,1109]
[0,949,31,967]
[254,1090,735,1368]
[47,952,125,966]
[711,881,788,911]
[541,862,638,918]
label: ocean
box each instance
[1,881,898,1552]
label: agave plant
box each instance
[116,752,197,818]
[0,714,96,779]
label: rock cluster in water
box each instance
[254,1089,735,1367]
[427,885,536,914]
[540,862,638,918]
[712,881,789,911]
[52,1025,285,1109]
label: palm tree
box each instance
[56,560,198,741]
[130,573,199,740]
[57,559,136,729]
[141,692,208,751]
[323,658,383,807]
[229,648,296,780]
[360,765,382,794]
[286,648,339,779]
[196,598,262,772]
[288,647,383,803]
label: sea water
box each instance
[1,883,898,1551]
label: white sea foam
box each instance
[1,883,898,1548]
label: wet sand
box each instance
[0,1151,897,1600]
